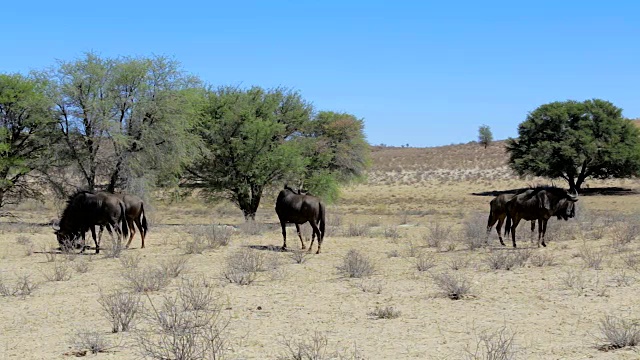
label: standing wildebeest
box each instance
[52,191,129,254]
[504,186,578,248]
[487,192,537,246]
[96,192,148,249]
[275,185,326,254]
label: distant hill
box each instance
[367,141,515,185]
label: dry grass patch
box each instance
[344,223,372,237]
[368,305,401,319]
[462,214,488,250]
[98,289,142,333]
[579,246,608,270]
[278,331,365,360]
[337,249,376,278]
[415,252,437,272]
[597,315,640,351]
[222,248,265,285]
[529,252,557,267]
[123,266,171,293]
[431,272,473,300]
[69,330,112,355]
[423,222,453,249]
[0,275,39,297]
[465,326,518,360]
[43,261,72,281]
[486,250,531,270]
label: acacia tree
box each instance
[186,87,310,220]
[478,124,493,148]
[506,99,640,191]
[186,88,370,220]
[297,111,369,202]
[0,73,57,208]
[41,53,200,193]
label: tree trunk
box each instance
[236,184,263,221]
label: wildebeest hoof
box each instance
[280,246,287,252]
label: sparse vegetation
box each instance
[43,261,72,281]
[368,305,401,319]
[465,326,517,360]
[486,250,530,270]
[597,315,640,350]
[222,248,265,285]
[69,329,111,355]
[291,250,310,264]
[337,249,375,278]
[432,272,473,300]
[462,214,487,250]
[98,289,142,333]
[579,246,607,270]
[123,266,171,293]
[344,223,371,237]
[0,275,38,297]
[416,253,437,272]
[424,222,452,249]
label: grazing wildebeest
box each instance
[52,191,129,254]
[487,192,537,246]
[96,192,148,249]
[275,185,326,254]
[504,186,578,248]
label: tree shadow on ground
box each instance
[471,186,639,197]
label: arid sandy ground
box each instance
[2,144,640,359]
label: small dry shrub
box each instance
[465,326,517,360]
[41,244,57,262]
[291,250,309,264]
[187,225,233,252]
[386,249,401,258]
[179,276,216,311]
[416,253,437,272]
[44,261,72,281]
[597,315,640,350]
[102,235,125,258]
[611,222,640,249]
[610,269,635,287]
[222,248,264,285]
[184,238,207,255]
[135,294,228,360]
[448,258,470,270]
[579,246,607,270]
[405,240,420,257]
[278,331,364,360]
[98,289,142,333]
[356,279,384,294]
[0,275,39,297]
[158,256,189,278]
[462,213,487,250]
[123,267,171,293]
[70,330,111,354]
[238,220,265,236]
[369,305,401,319]
[424,222,452,248]
[530,252,556,267]
[431,272,473,300]
[344,223,371,237]
[73,259,92,273]
[560,269,589,295]
[120,253,141,270]
[486,250,529,270]
[383,226,400,240]
[337,249,375,278]
[622,253,640,272]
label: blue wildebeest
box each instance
[487,192,537,246]
[52,191,129,254]
[96,192,148,249]
[504,186,578,248]
[275,185,326,254]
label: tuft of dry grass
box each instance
[98,289,142,333]
[462,214,487,250]
[43,261,72,281]
[158,256,189,278]
[69,330,112,355]
[416,252,437,272]
[424,222,453,249]
[337,249,376,278]
[530,252,556,267]
[290,250,310,264]
[486,250,530,270]
[465,326,517,360]
[431,272,473,300]
[123,266,171,293]
[597,315,640,350]
[579,246,607,270]
[222,248,265,285]
[0,275,39,297]
[238,221,265,236]
[344,223,372,237]
[278,331,365,360]
[368,305,401,319]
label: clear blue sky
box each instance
[4,1,639,147]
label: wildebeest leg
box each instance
[510,217,522,248]
[496,216,506,246]
[295,223,306,250]
[280,221,287,251]
[90,226,99,254]
[125,219,136,249]
[530,220,536,244]
[540,219,548,247]
[309,221,322,254]
[133,217,145,249]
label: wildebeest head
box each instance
[554,189,578,220]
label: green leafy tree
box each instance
[506,99,640,190]
[186,88,370,219]
[40,52,200,193]
[186,86,310,219]
[0,73,57,208]
[297,111,369,203]
[478,124,493,148]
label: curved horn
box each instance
[50,219,60,231]
[568,189,579,200]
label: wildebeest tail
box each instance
[505,214,512,236]
[487,207,494,231]
[119,202,129,239]
[140,202,148,235]
[319,202,326,240]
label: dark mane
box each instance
[60,190,93,220]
